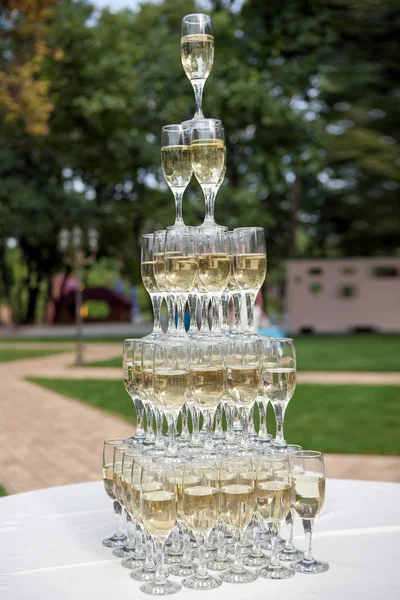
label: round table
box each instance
[1,479,399,599]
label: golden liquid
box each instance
[190,366,225,408]
[103,463,115,500]
[292,474,325,519]
[197,253,231,292]
[181,33,214,81]
[220,483,255,531]
[153,369,189,411]
[140,368,153,399]
[183,485,219,533]
[233,254,267,290]
[204,469,236,489]
[122,477,133,516]
[142,489,177,537]
[113,462,124,505]
[191,139,226,186]
[141,261,158,294]
[257,481,292,522]
[262,368,296,406]
[165,255,197,292]
[154,252,167,292]
[133,481,163,522]
[161,145,192,189]
[123,364,134,396]
[226,365,261,406]
[173,474,202,518]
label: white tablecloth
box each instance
[1,479,399,599]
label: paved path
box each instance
[1,344,399,493]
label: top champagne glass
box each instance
[181,14,214,119]
[161,124,192,227]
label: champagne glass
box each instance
[102,438,127,548]
[261,337,296,451]
[161,124,192,226]
[121,449,148,570]
[153,341,189,461]
[219,457,257,584]
[278,507,304,563]
[181,14,214,119]
[154,230,176,335]
[189,340,226,457]
[232,227,266,335]
[291,450,329,574]
[140,340,165,457]
[256,453,294,579]
[139,463,181,595]
[141,233,164,339]
[225,338,262,454]
[164,225,198,336]
[182,460,221,590]
[123,338,145,443]
[191,118,226,226]
[112,444,139,559]
[196,225,230,336]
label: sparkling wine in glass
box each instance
[181,13,214,119]
[191,118,226,226]
[161,124,192,227]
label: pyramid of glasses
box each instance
[102,13,329,595]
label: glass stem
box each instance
[257,397,269,441]
[166,411,178,456]
[202,184,216,225]
[232,292,242,331]
[144,534,155,568]
[126,511,136,547]
[134,397,145,438]
[285,508,295,551]
[221,291,230,330]
[209,293,221,333]
[135,523,146,559]
[245,290,257,332]
[190,404,201,446]
[213,403,223,437]
[155,408,165,448]
[187,292,198,332]
[203,408,214,453]
[170,528,181,554]
[233,531,244,572]
[273,401,287,446]
[176,293,187,334]
[200,293,210,332]
[113,501,124,537]
[181,525,192,566]
[196,532,208,577]
[154,537,167,584]
[166,294,176,332]
[180,403,190,441]
[145,402,155,442]
[270,522,282,568]
[302,518,315,563]
[173,190,184,226]
[225,402,236,444]
[192,79,205,118]
[150,293,163,333]
[239,405,250,449]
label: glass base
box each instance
[142,447,166,457]
[122,555,145,569]
[123,435,145,445]
[102,533,126,549]
[164,553,183,565]
[153,455,190,464]
[243,552,269,567]
[140,579,181,596]
[206,555,232,571]
[113,545,134,558]
[221,565,258,584]
[258,563,295,580]
[260,536,285,552]
[130,566,157,582]
[168,562,196,577]
[227,541,251,556]
[279,547,304,563]
[294,558,329,574]
[183,572,222,590]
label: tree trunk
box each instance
[289,171,301,258]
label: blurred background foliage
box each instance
[0,0,399,323]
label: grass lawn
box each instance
[29,377,400,455]
[82,334,400,371]
[0,484,7,497]
[0,349,68,362]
